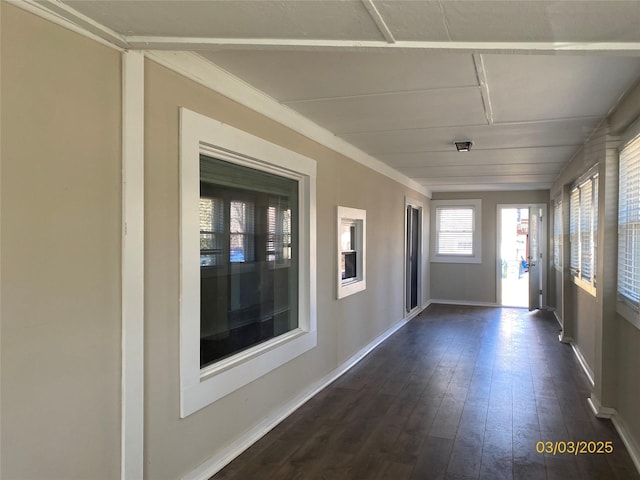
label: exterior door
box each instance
[528,206,542,310]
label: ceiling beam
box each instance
[125,37,640,56]
[12,0,128,50]
[361,0,396,44]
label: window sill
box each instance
[431,255,482,264]
[617,300,640,331]
[572,276,596,297]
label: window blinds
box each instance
[553,199,563,268]
[580,179,594,282]
[436,207,474,255]
[618,135,640,309]
[570,189,580,272]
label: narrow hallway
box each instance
[214,305,639,480]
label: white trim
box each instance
[181,314,409,480]
[404,197,424,316]
[121,51,145,480]
[8,0,127,51]
[567,340,595,387]
[617,299,640,331]
[145,51,429,198]
[361,0,396,44]
[588,394,616,418]
[430,199,482,264]
[130,37,640,55]
[428,299,500,308]
[337,206,367,299]
[611,413,640,475]
[180,108,317,417]
[9,1,640,55]
[586,397,640,474]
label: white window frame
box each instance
[617,129,640,330]
[336,206,366,299]
[179,108,317,417]
[569,170,598,296]
[430,199,482,264]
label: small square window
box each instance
[337,207,366,298]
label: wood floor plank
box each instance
[211,305,640,480]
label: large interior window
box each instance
[569,173,598,292]
[618,134,640,322]
[180,108,316,417]
[199,156,298,368]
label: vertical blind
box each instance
[553,199,563,268]
[569,174,598,285]
[570,189,580,272]
[618,135,640,309]
[436,207,474,255]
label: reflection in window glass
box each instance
[199,155,299,368]
[340,221,357,281]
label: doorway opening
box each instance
[405,199,423,318]
[498,207,530,307]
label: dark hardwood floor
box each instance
[212,304,640,480]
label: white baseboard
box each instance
[611,412,640,474]
[587,395,640,475]
[428,299,500,308]
[182,314,414,480]
[568,341,595,387]
[552,308,563,328]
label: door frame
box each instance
[496,203,548,308]
[404,197,424,318]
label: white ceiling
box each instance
[54,0,640,193]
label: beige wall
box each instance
[430,190,549,304]
[0,4,122,479]
[143,60,429,479]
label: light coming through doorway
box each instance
[499,207,529,307]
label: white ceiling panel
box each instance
[65,0,383,40]
[377,146,578,168]
[289,87,487,134]
[341,119,599,155]
[441,1,640,43]
[200,51,479,102]
[418,174,559,187]
[51,0,640,193]
[484,55,640,123]
[370,1,450,41]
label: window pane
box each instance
[570,188,580,271]
[580,180,593,281]
[342,252,357,280]
[437,207,473,255]
[553,199,563,268]
[618,135,640,308]
[199,155,299,368]
[200,197,224,266]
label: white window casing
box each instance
[569,171,598,295]
[336,206,366,299]
[179,108,317,417]
[430,199,482,264]
[617,133,640,329]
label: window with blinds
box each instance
[618,134,640,312]
[436,207,474,255]
[553,198,563,268]
[569,173,598,289]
